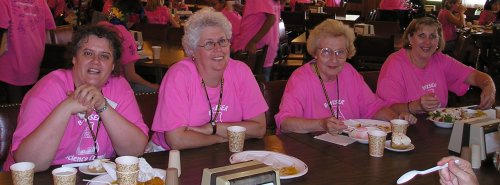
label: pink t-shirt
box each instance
[231,0,280,68]
[221,8,241,44]
[379,0,406,10]
[478,11,497,25]
[151,58,269,150]
[47,0,67,16]
[102,0,114,14]
[2,69,149,171]
[438,9,458,42]
[325,0,342,7]
[98,21,140,67]
[376,49,474,107]
[275,62,387,134]
[0,0,56,86]
[145,6,172,25]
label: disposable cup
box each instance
[116,170,139,185]
[10,162,35,185]
[52,167,77,185]
[368,130,387,157]
[390,119,409,135]
[115,156,139,172]
[495,106,500,119]
[152,46,161,60]
[168,150,181,177]
[227,126,246,152]
[471,144,481,169]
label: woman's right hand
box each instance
[321,117,347,135]
[420,93,440,112]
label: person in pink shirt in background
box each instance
[232,0,284,81]
[0,0,56,103]
[3,25,149,172]
[102,0,114,14]
[438,0,466,54]
[377,17,496,116]
[148,8,268,151]
[144,0,181,27]
[478,0,499,25]
[209,0,241,44]
[275,20,416,135]
[379,0,411,31]
[289,0,312,12]
[319,0,342,7]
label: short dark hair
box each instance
[65,25,123,76]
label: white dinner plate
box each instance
[229,150,308,179]
[343,119,391,133]
[384,140,415,152]
[86,168,166,185]
[351,137,368,144]
[79,163,116,176]
[432,120,454,128]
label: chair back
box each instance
[371,21,400,38]
[40,44,68,79]
[262,80,287,134]
[323,7,346,18]
[353,35,394,71]
[50,25,74,45]
[360,71,380,92]
[231,46,268,75]
[276,19,290,63]
[307,13,335,30]
[367,9,378,22]
[130,23,170,41]
[134,92,158,137]
[295,2,315,12]
[281,11,307,34]
[166,27,184,46]
[0,104,20,167]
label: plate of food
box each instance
[229,150,308,179]
[347,127,378,144]
[79,159,116,176]
[343,119,391,133]
[428,108,486,128]
[384,140,415,152]
[86,168,166,185]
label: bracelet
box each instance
[95,101,108,114]
[210,121,217,135]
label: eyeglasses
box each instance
[319,48,348,59]
[198,39,230,50]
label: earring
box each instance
[192,57,196,61]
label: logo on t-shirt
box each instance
[422,82,437,93]
[208,104,229,122]
[324,99,345,120]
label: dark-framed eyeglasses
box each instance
[198,38,230,50]
[319,48,348,59]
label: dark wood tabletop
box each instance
[1,116,499,185]
[135,41,186,82]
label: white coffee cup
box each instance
[168,150,181,177]
[152,46,161,60]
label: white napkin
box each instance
[314,133,356,146]
[102,162,117,181]
[61,162,92,168]
[138,158,163,182]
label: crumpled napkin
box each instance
[138,158,164,182]
[314,133,356,146]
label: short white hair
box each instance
[182,8,232,57]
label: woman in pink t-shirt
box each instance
[210,0,242,44]
[144,0,180,27]
[377,17,496,116]
[478,0,499,25]
[275,20,416,135]
[3,25,149,172]
[438,0,466,54]
[148,8,268,151]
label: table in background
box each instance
[0,117,498,185]
[136,41,185,83]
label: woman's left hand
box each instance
[478,84,496,109]
[187,123,213,135]
[398,112,418,124]
[73,84,106,113]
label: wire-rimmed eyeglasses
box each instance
[319,48,348,59]
[198,38,230,50]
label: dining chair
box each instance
[281,11,307,36]
[307,13,335,30]
[50,25,74,45]
[0,103,20,167]
[166,27,184,46]
[134,92,158,137]
[231,45,268,75]
[352,35,394,71]
[130,23,169,42]
[261,80,288,134]
[359,71,380,93]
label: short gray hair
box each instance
[182,8,232,57]
[306,19,356,59]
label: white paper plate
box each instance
[229,150,308,179]
[79,163,116,176]
[351,137,368,144]
[86,168,166,185]
[343,119,391,133]
[384,140,415,152]
[432,120,453,128]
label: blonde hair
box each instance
[402,17,445,53]
[306,19,356,59]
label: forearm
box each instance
[390,101,425,114]
[124,63,158,90]
[248,13,275,45]
[165,129,226,150]
[14,103,73,171]
[99,107,148,156]
[280,117,324,133]
[372,107,398,121]
[216,120,266,139]
[467,71,496,91]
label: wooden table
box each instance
[135,41,186,83]
[1,116,498,184]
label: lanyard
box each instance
[313,63,340,119]
[201,78,224,124]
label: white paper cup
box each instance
[368,130,387,157]
[168,150,181,177]
[495,106,500,119]
[471,144,481,169]
[227,126,246,153]
[390,119,409,135]
[115,156,139,172]
[52,167,77,185]
[166,168,179,185]
[117,170,139,185]
[10,162,35,185]
[152,46,161,60]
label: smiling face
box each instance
[193,26,230,74]
[408,25,440,61]
[72,35,115,88]
[314,36,348,81]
